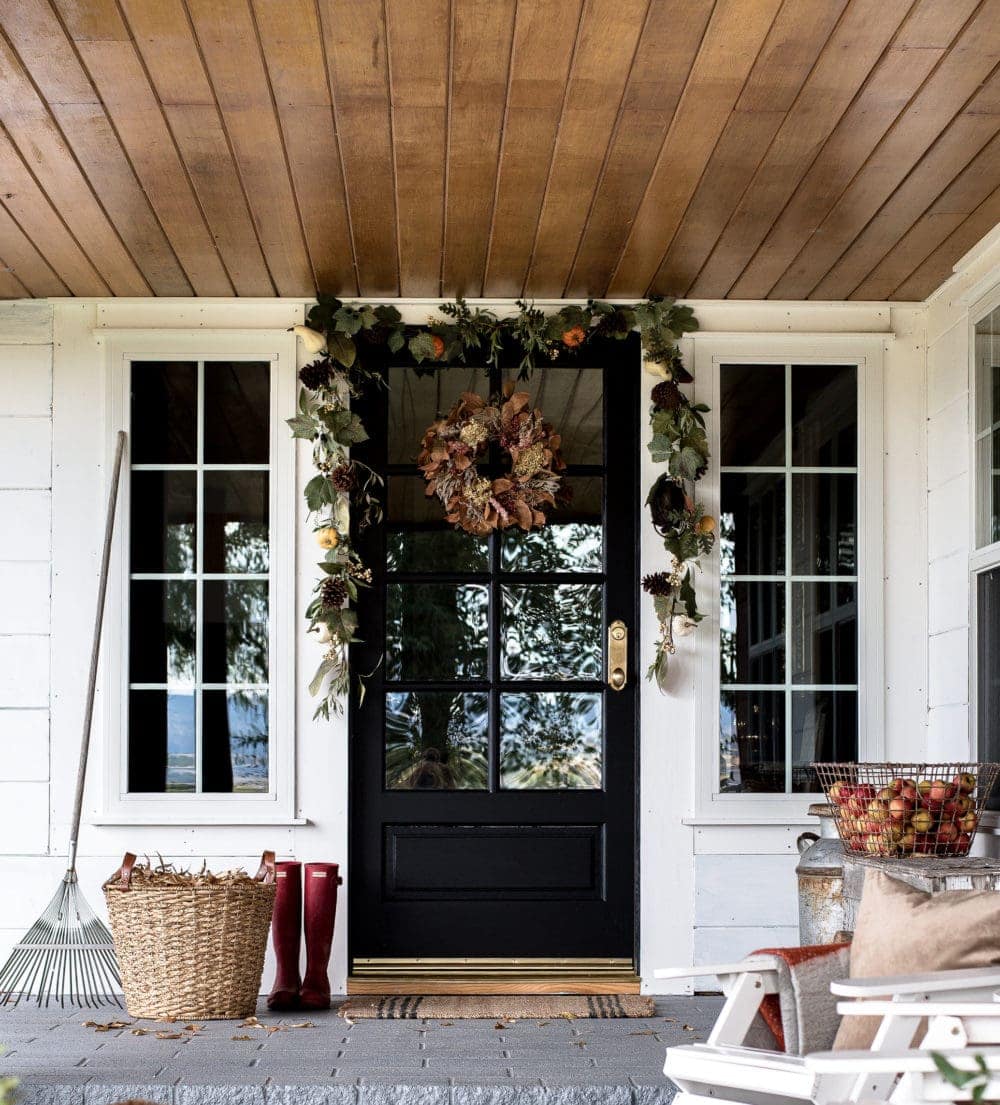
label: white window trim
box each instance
[96,328,301,825]
[968,284,1000,770]
[692,333,886,821]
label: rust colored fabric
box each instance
[750,943,852,1052]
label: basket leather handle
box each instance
[116,852,137,890]
[255,850,276,884]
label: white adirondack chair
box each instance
[655,960,1000,1105]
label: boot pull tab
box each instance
[255,850,277,884]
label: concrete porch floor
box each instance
[1,996,723,1105]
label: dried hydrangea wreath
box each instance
[288,296,711,717]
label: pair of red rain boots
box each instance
[267,861,341,1011]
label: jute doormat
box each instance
[340,995,655,1019]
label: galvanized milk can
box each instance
[795,803,845,944]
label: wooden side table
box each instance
[842,853,1000,933]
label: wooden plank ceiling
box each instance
[0,0,997,301]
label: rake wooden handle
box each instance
[67,430,128,877]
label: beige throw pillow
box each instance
[833,868,1000,1051]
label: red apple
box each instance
[848,834,865,852]
[899,828,916,852]
[956,832,972,853]
[888,796,913,822]
[959,812,979,834]
[855,784,876,801]
[889,777,908,795]
[864,834,886,855]
[917,779,933,799]
[954,795,974,815]
[936,821,960,845]
[828,780,852,805]
[900,782,918,802]
[929,780,956,804]
[954,772,977,795]
[867,799,890,823]
[876,786,897,803]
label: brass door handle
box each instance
[608,620,627,691]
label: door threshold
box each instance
[348,958,640,995]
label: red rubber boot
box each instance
[299,862,341,1010]
[267,861,302,1011]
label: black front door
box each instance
[350,337,639,968]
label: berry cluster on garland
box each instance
[289,294,708,718]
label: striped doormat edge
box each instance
[339,994,655,1019]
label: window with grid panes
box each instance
[718,363,859,794]
[127,360,272,794]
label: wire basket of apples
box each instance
[813,763,1000,858]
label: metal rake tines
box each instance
[0,877,121,1009]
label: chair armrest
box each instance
[654,956,782,981]
[836,999,1000,1018]
[806,1047,1000,1075]
[831,966,1000,998]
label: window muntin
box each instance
[975,304,1000,549]
[127,360,271,795]
[718,363,859,795]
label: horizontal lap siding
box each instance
[0,304,53,860]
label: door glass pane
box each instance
[792,365,857,466]
[386,691,488,790]
[388,365,487,466]
[128,690,195,792]
[719,689,785,793]
[975,306,1000,548]
[720,582,784,684]
[791,474,856,575]
[501,584,602,679]
[385,583,489,680]
[502,477,603,572]
[129,580,195,683]
[720,474,785,575]
[720,364,785,466]
[501,366,604,464]
[978,568,1000,810]
[791,690,857,791]
[203,471,269,573]
[386,476,488,573]
[202,689,268,793]
[203,361,270,463]
[500,692,602,789]
[129,471,196,573]
[202,580,269,684]
[791,583,857,684]
[131,362,198,464]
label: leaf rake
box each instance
[0,431,127,1008]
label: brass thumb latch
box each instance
[608,620,627,691]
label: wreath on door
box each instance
[417,384,566,535]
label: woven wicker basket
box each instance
[103,851,276,1020]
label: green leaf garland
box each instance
[289,296,709,717]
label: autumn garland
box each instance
[288,296,713,719]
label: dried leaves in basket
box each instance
[105,857,261,888]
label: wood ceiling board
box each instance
[441,0,516,298]
[523,0,649,297]
[69,37,234,295]
[687,0,918,299]
[0,203,68,296]
[605,0,785,298]
[651,0,849,297]
[252,0,357,296]
[482,0,585,297]
[185,0,316,297]
[817,73,1000,299]
[0,266,29,298]
[385,0,450,297]
[116,0,216,107]
[563,0,714,298]
[52,0,128,41]
[0,0,98,104]
[0,128,109,295]
[894,179,1000,299]
[772,0,1000,299]
[319,0,399,296]
[849,129,1000,299]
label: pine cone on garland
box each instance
[642,572,675,597]
[299,358,334,391]
[329,463,356,492]
[652,380,683,411]
[320,576,349,609]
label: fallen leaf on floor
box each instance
[662,1017,677,1023]
[158,1016,178,1023]
[438,1021,453,1027]
[130,1029,148,1036]
[494,1022,509,1029]
[682,1025,695,1031]
[557,1012,577,1021]
[184,1024,204,1033]
[536,1021,549,1027]
[231,1034,254,1041]
[572,1039,587,1048]
[82,1020,131,1032]
[242,1016,262,1027]
[155,1032,184,1040]
[629,1030,658,1036]
[287,1021,315,1029]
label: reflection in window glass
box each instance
[388,366,486,465]
[720,690,785,793]
[203,362,270,464]
[720,474,785,576]
[792,365,857,466]
[130,471,196,574]
[203,581,269,685]
[385,692,488,790]
[720,582,784,684]
[501,367,604,465]
[500,693,602,789]
[501,584,602,680]
[720,364,784,466]
[128,581,196,684]
[790,583,857,685]
[203,472,269,573]
[385,583,489,680]
[386,476,488,573]
[792,474,856,575]
[975,306,1000,547]
[202,690,268,793]
[130,362,198,464]
[502,477,602,572]
[791,691,857,792]
[128,690,195,793]
[978,568,1000,810]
